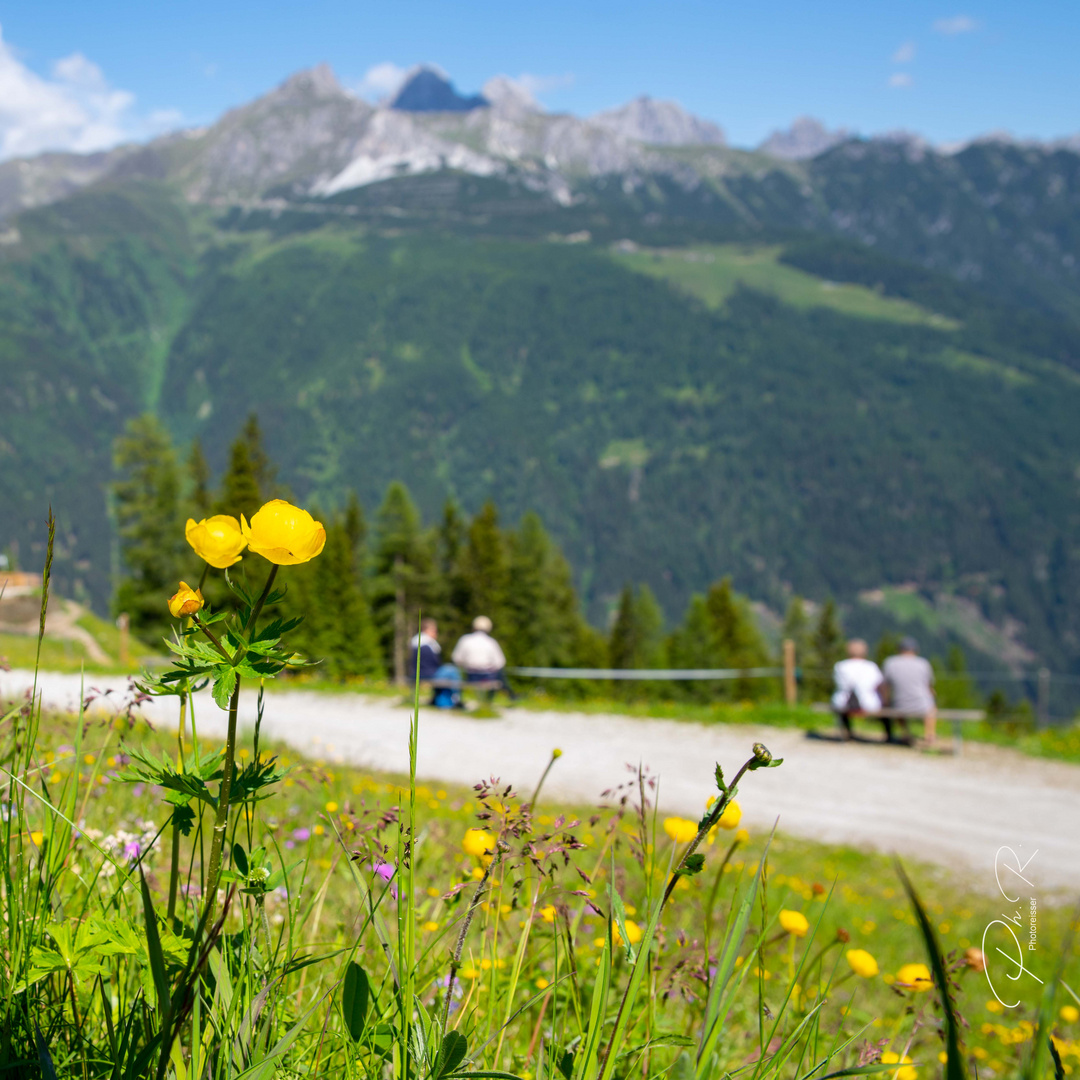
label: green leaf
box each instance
[434,1030,469,1078]
[233,843,248,876]
[342,961,369,1041]
[139,869,170,1014]
[681,853,706,876]
[171,804,196,836]
[34,1024,57,1080]
[211,666,237,711]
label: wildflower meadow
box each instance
[1,506,1077,1080]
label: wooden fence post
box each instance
[783,638,797,706]
[117,612,130,667]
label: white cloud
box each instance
[933,15,979,34]
[892,41,916,64]
[0,25,176,160]
[889,72,913,88]
[513,72,575,100]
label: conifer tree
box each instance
[291,508,382,680]
[187,438,212,517]
[373,481,433,683]
[807,598,845,699]
[215,413,272,522]
[432,500,470,646]
[459,501,511,636]
[507,512,583,667]
[112,415,186,644]
[608,584,664,669]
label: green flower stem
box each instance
[244,563,278,636]
[166,688,188,923]
[191,616,234,664]
[203,677,241,923]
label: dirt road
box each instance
[6,670,1078,895]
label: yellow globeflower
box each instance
[185,515,246,568]
[880,1051,917,1080]
[614,920,643,947]
[1060,1005,1079,1023]
[717,800,742,830]
[168,581,204,618]
[846,949,880,978]
[663,817,698,844]
[462,829,496,858]
[241,500,326,565]
[779,909,810,937]
[896,963,933,992]
[539,905,557,923]
[735,828,750,843]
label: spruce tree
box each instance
[433,500,470,646]
[187,438,212,517]
[373,482,433,683]
[608,584,664,669]
[507,512,583,667]
[292,509,382,680]
[459,501,511,637]
[216,438,263,522]
[807,599,845,699]
[112,415,186,644]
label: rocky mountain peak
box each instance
[757,116,849,160]
[590,95,726,146]
[481,75,542,117]
[390,67,488,112]
[276,63,345,101]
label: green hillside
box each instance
[3,177,1080,678]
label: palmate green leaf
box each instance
[212,666,238,710]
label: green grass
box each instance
[9,702,1077,1078]
[611,243,962,328]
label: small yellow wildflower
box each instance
[325,801,338,813]
[663,817,697,844]
[30,831,43,847]
[779,909,809,937]
[880,1051,917,1080]
[1060,1005,1079,1023]
[539,905,557,923]
[535,977,550,989]
[845,949,879,978]
[717,800,741,830]
[986,999,1004,1013]
[462,829,496,858]
[895,963,933,992]
[422,921,439,932]
[614,920,643,947]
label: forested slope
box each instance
[3,177,1080,673]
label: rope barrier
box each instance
[507,666,784,681]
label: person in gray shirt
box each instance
[881,637,937,746]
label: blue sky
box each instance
[1,0,1077,158]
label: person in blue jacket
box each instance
[407,618,443,682]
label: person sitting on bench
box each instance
[882,637,936,746]
[407,617,443,701]
[831,638,884,740]
[451,615,516,700]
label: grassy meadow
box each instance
[3,678,1078,1079]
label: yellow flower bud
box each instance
[846,948,879,978]
[168,581,204,618]
[717,800,742,830]
[185,515,246,568]
[241,500,326,565]
[663,817,697,844]
[462,829,496,858]
[895,963,933,992]
[779,909,810,937]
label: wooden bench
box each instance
[810,703,985,753]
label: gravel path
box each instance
[7,670,1079,895]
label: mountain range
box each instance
[3,63,1080,687]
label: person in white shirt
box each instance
[451,616,515,699]
[831,639,883,741]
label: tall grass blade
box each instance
[896,860,967,1080]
